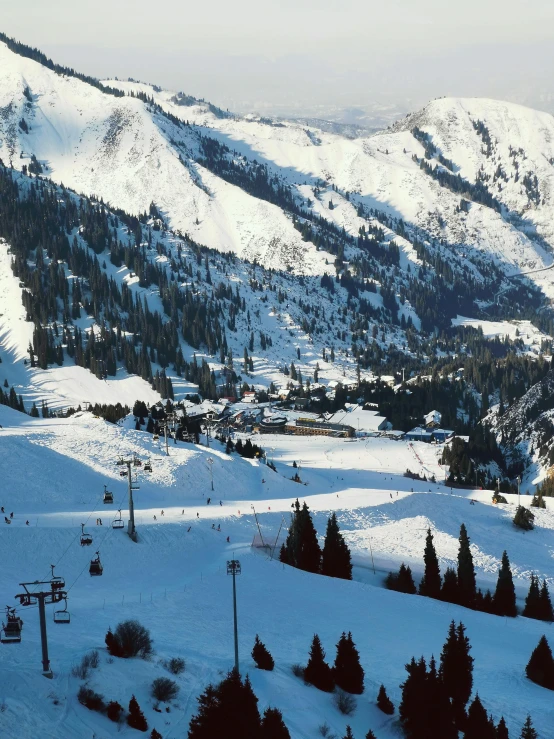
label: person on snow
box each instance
[196,512,199,518]
[219,501,222,506]
[10,512,13,518]
[161,510,164,516]
[1,507,4,513]
[154,515,157,520]
[217,524,220,531]
[226,536,230,543]
[25,520,29,526]
[212,523,215,529]
[207,497,211,505]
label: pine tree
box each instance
[252,635,274,671]
[284,500,321,573]
[457,524,476,608]
[376,685,394,715]
[333,632,364,694]
[151,730,162,739]
[399,656,428,739]
[493,550,517,617]
[519,716,538,739]
[426,656,457,739]
[365,732,377,739]
[260,707,291,739]
[463,694,494,739]
[278,543,289,565]
[539,579,554,622]
[304,634,334,692]
[342,727,354,739]
[321,513,352,580]
[127,695,148,732]
[526,635,554,689]
[439,621,473,730]
[523,575,541,619]
[440,566,459,604]
[496,716,510,739]
[419,528,442,599]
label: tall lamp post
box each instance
[207,457,214,492]
[227,559,241,673]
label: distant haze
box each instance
[4,0,554,127]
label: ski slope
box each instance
[0,406,552,738]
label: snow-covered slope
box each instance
[0,407,552,738]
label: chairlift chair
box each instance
[133,457,142,467]
[89,551,103,576]
[103,484,114,504]
[144,459,152,472]
[53,597,70,625]
[112,510,124,529]
[153,433,159,441]
[50,564,66,591]
[0,607,23,643]
[80,523,93,546]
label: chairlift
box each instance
[112,510,124,529]
[80,523,93,546]
[53,597,70,625]
[133,457,142,467]
[0,606,23,643]
[119,468,128,477]
[103,484,114,504]
[50,564,66,591]
[89,551,103,577]
[144,459,152,472]
[153,433,159,441]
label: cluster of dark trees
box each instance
[187,669,290,739]
[279,502,352,581]
[387,525,553,621]
[400,620,537,739]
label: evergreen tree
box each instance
[426,656,457,739]
[457,524,476,608]
[440,566,459,604]
[304,634,334,692]
[419,527,442,599]
[539,579,554,622]
[463,694,494,739]
[493,550,517,617]
[386,563,416,594]
[278,543,289,565]
[365,732,377,739]
[127,695,148,732]
[188,670,262,739]
[342,727,354,739]
[496,716,510,739]
[321,513,352,580]
[333,632,364,694]
[399,656,428,739]
[523,575,541,619]
[151,731,162,739]
[439,621,473,730]
[260,707,291,739]
[376,684,394,715]
[519,716,537,739]
[284,499,321,574]
[525,635,554,689]
[252,635,274,671]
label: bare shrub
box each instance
[334,688,356,716]
[151,677,180,703]
[112,620,152,659]
[77,686,104,712]
[165,657,186,675]
[88,649,100,668]
[291,663,305,679]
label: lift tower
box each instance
[15,566,67,677]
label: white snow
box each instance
[0,408,552,737]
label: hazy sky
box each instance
[4,0,554,124]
